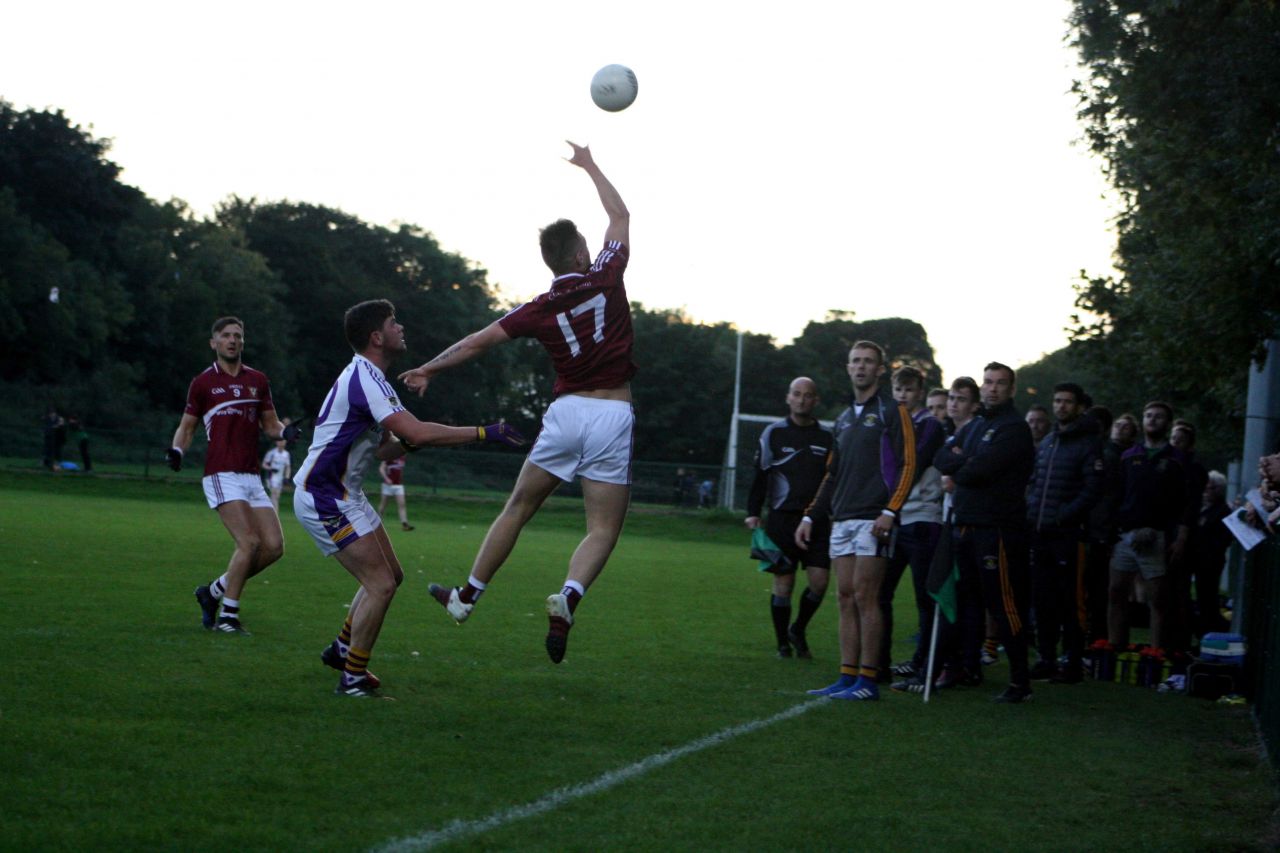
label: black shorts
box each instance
[765,510,831,573]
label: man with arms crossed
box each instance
[401,141,633,664]
[744,377,833,659]
[294,299,525,697]
[170,316,299,635]
[797,342,918,701]
[933,362,1037,703]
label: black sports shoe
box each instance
[334,675,379,698]
[891,660,918,678]
[320,641,380,689]
[787,625,812,659]
[214,616,251,636]
[195,585,219,629]
[777,644,794,659]
[891,675,927,694]
[1029,660,1057,681]
[995,684,1032,704]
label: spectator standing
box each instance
[1025,404,1052,447]
[1025,383,1102,683]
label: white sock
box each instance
[209,575,228,599]
[562,579,585,597]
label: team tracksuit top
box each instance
[933,399,1035,528]
[805,388,918,523]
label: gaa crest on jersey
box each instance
[249,386,258,397]
[387,395,400,408]
[983,429,996,442]
[983,555,999,571]
[862,414,880,427]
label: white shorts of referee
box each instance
[528,395,635,485]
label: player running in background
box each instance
[377,453,414,531]
[262,437,292,512]
[400,141,633,664]
[744,377,833,659]
[170,316,299,635]
[294,299,526,697]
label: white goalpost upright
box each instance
[721,331,832,511]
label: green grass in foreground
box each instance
[1,471,1277,852]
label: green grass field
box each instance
[2,471,1277,851]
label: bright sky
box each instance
[3,0,1116,382]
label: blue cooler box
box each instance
[1200,633,1246,666]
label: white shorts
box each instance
[830,518,896,559]
[528,395,635,485]
[381,484,405,497]
[268,473,285,491]
[203,472,273,510]
[293,488,382,556]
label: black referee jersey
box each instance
[746,417,833,516]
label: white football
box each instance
[590,64,638,112]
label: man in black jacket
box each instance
[1025,383,1102,683]
[933,362,1036,703]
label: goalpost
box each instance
[720,332,832,511]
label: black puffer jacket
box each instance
[1026,415,1103,532]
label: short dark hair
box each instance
[1053,382,1086,405]
[211,316,243,336]
[892,366,924,389]
[927,387,948,400]
[850,340,886,364]
[344,299,395,351]
[540,219,583,274]
[984,361,1016,383]
[1087,404,1114,434]
[1143,400,1174,420]
[950,376,979,403]
[1027,403,1049,415]
[1172,419,1197,444]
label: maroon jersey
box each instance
[385,457,405,485]
[183,362,275,476]
[498,240,636,396]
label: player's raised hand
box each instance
[481,422,528,448]
[165,447,183,472]
[565,140,594,170]
[398,367,430,397]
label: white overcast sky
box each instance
[3,0,1116,383]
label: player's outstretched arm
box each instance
[566,141,629,246]
[398,321,511,398]
[381,412,528,452]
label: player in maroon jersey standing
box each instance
[168,316,299,634]
[399,141,633,664]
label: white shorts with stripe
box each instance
[528,395,635,485]
[293,488,382,556]
[829,518,896,559]
[203,472,273,510]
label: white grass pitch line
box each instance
[372,697,827,852]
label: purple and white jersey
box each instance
[293,354,405,511]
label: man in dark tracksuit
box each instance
[933,362,1036,703]
[1025,382,1102,683]
[798,341,918,702]
[745,377,834,659]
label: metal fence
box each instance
[1,418,727,511]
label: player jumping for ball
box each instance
[400,141,634,664]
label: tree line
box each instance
[0,101,940,465]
